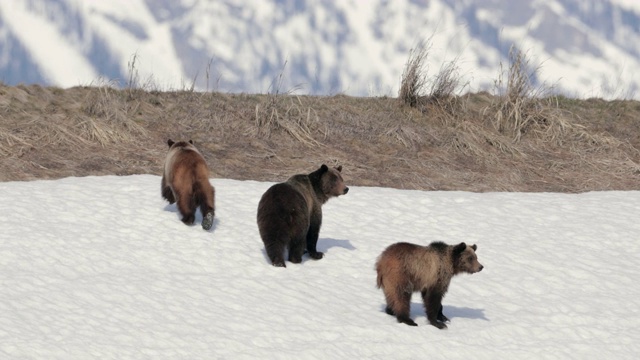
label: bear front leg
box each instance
[423,289,447,329]
[437,304,449,323]
[305,219,323,260]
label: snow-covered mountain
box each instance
[1,0,639,99]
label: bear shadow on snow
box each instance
[163,203,219,231]
[441,305,489,321]
[316,237,356,253]
[390,303,488,323]
[258,238,355,265]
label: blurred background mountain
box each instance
[1,0,639,99]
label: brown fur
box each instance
[257,164,349,267]
[161,139,215,230]
[375,241,483,328]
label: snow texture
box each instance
[1,175,640,358]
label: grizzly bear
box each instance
[161,139,215,230]
[257,164,349,267]
[375,241,483,328]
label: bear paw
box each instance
[431,321,448,330]
[437,305,450,323]
[397,316,418,326]
[385,306,395,316]
[182,214,195,225]
[437,313,450,323]
[202,212,214,230]
[308,251,324,260]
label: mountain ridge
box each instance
[1,0,639,99]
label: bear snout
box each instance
[477,265,484,272]
[343,187,349,195]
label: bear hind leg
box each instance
[288,236,306,264]
[177,192,196,225]
[384,306,395,316]
[198,186,215,230]
[161,176,175,204]
[388,288,417,326]
[265,241,287,267]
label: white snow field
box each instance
[1,175,639,359]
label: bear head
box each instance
[167,139,195,149]
[452,242,483,275]
[311,164,349,199]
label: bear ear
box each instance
[167,139,175,148]
[336,165,343,172]
[189,140,194,145]
[452,242,467,256]
[471,244,477,251]
[319,164,329,173]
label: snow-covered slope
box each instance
[1,175,640,358]
[1,0,639,98]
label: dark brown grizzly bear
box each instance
[257,164,349,267]
[375,241,483,328]
[161,139,215,230]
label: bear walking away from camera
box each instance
[375,241,483,328]
[257,164,349,267]
[161,139,215,230]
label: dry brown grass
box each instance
[398,42,429,107]
[253,63,319,146]
[80,83,148,145]
[254,94,319,146]
[0,79,638,192]
[398,40,469,120]
[486,45,574,144]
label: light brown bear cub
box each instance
[375,241,483,328]
[161,139,215,230]
[257,164,349,267]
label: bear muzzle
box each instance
[343,187,349,195]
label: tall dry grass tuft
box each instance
[398,41,429,107]
[429,57,464,101]
[426,57,469,113]
[204,57,222,93]
[254,62,318,146]
[489,45,566,142]
[124,52,159,99]
[398,40,468,115]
